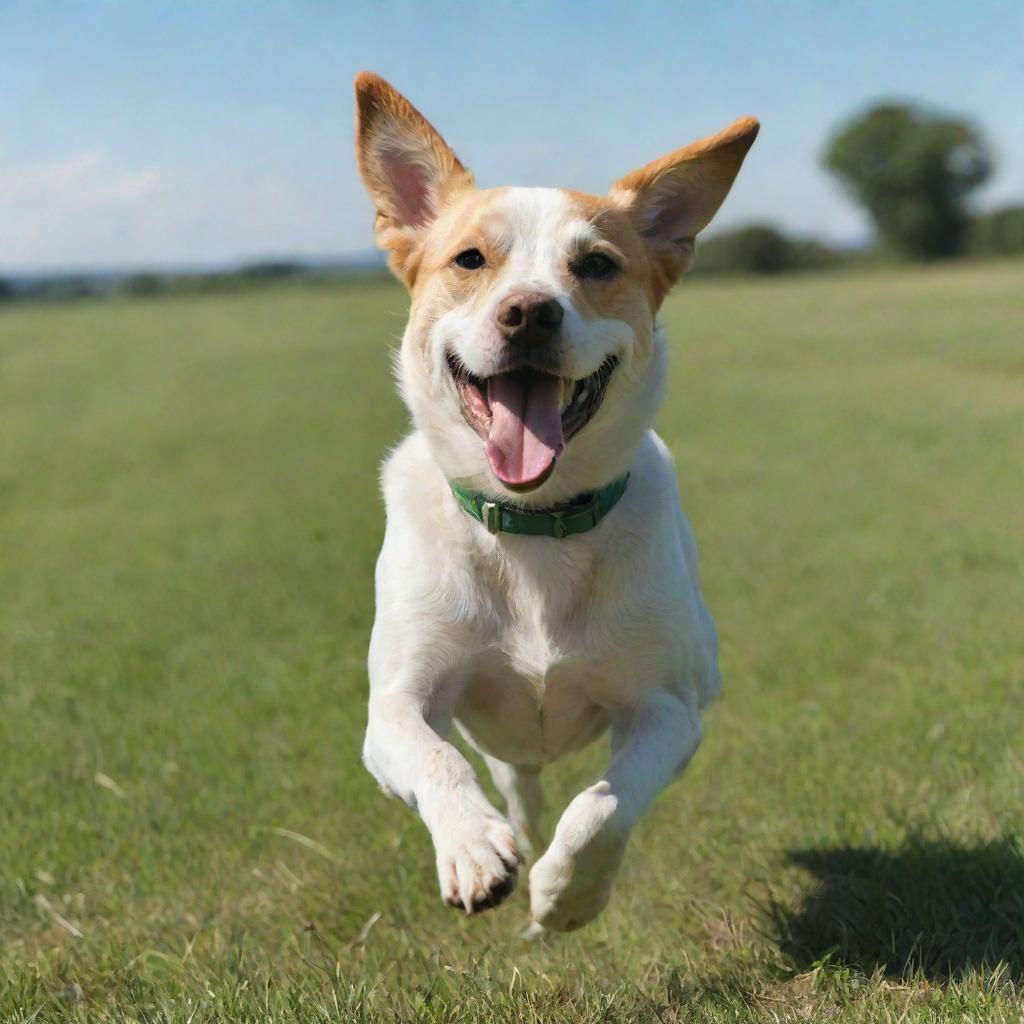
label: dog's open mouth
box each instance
[446,353,617,492]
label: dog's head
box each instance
[354,72,758,502]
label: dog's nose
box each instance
[495,292,564,349]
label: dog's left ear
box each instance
[611,116,759,300]
[355,72,474,283]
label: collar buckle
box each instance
[481,501,502,534]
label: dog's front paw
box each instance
[529,782,627,931]
[436,815,521,915]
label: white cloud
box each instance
[0,145,371,270]
[0,150,168,208]
[0,149,182,269]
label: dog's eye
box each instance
[454,248,486,270]
[578,253,618,279]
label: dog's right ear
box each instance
[354,72,474,282]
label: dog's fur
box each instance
[355,72,758,930]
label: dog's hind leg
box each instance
[453,723,546,855]
[481,756,546,855]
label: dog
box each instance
[354,72,757,931]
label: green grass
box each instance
[2,261,1023,1022]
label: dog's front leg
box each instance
[363,690,520,914]
[529,691,702,931]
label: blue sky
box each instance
[1,0,1022,270]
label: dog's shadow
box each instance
[772,837,1024,980]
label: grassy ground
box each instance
[2,261,1023,1022]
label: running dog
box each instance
[354,72,758,931]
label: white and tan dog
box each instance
[355,73,757,931]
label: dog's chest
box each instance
[457,657,608,766]
[454,543,613,765]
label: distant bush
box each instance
[122,273,164,297]
[0,279,13,302]
[968,206,1024,256]
[695,224,845,276]
[21,276,105,301]
[239,261,304,281]
[121,261,328,299]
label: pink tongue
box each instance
[485,372,564,490]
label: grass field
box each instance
[2,261,1023,1022]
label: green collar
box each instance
[449,473,630,539]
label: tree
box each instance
[822,102,992,260]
